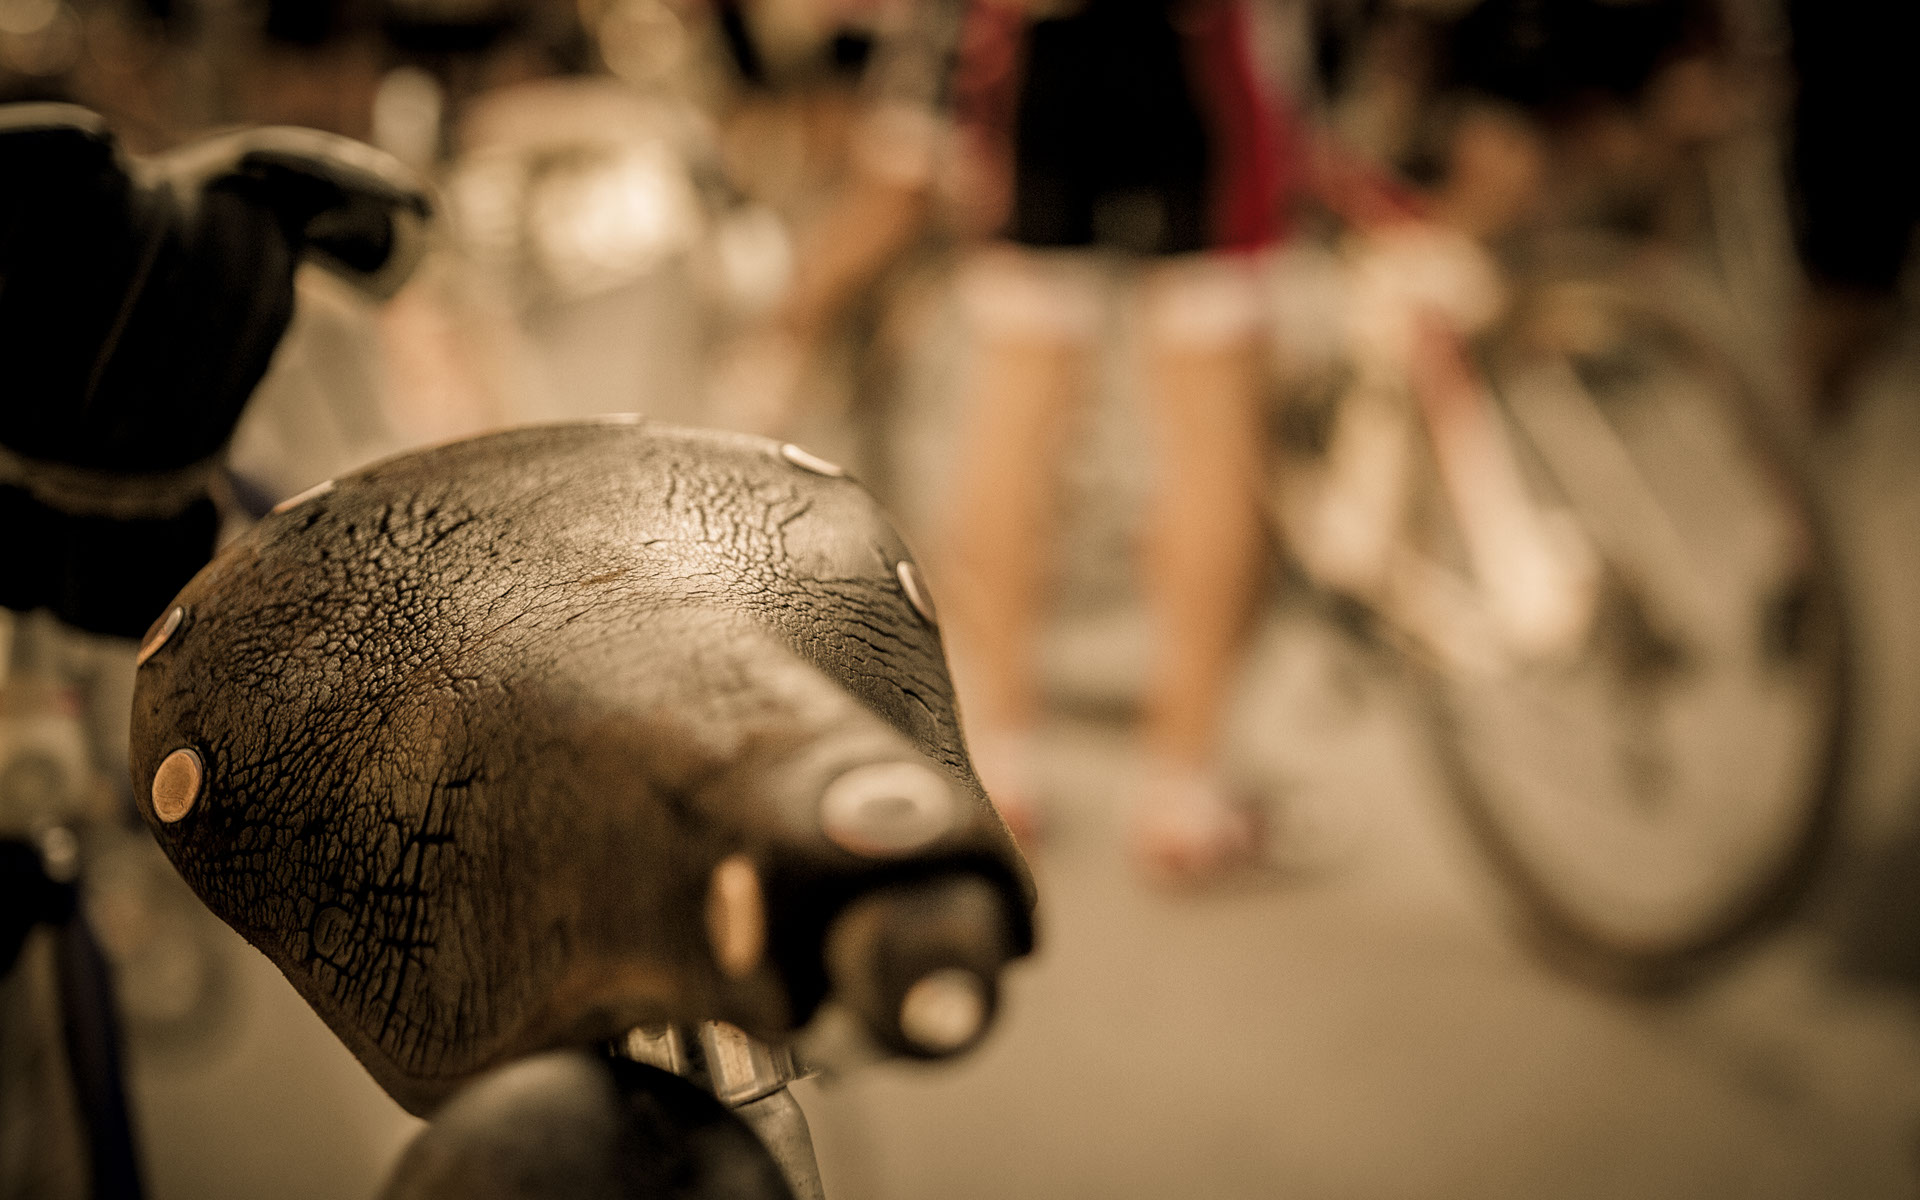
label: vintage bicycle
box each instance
[1266,37,1845,989]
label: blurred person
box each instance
[218,0,522,498]
[729,0,1296,879]
[941,0,1292,883]
[700,0,954,480]
[366,0,783,437]
[230,0,738,491]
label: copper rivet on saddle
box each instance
[137,605,185,667]
[896,560,938,629]
[821,761,956,856]
[779,443,845,478]
[270,478,335,515]
[152,748,204,824]
[706,854,766,980]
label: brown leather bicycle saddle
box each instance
[130,422,1033,1115]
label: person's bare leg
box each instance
[1132,259,1270,879]
[939,251,1097,836]
[944,334,1086,733]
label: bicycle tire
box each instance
[1413,270,1848,992]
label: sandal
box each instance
[1129,766,1266,890]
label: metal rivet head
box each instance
[137,605,185,667]
[899,968,987,1054]
[896,560,938,629]
[821,761,956,856]
[271,478,335,515]
[151,748,204,824]
[779,443,845,478]
[706,854,766,980]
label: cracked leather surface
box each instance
[130,422,1032,1116]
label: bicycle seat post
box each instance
[619,1021,826,1200]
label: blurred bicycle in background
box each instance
[1265,0,1846,988]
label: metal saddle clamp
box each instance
[621,1021,823,1200]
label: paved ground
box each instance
[120,303,1920,1199]
[797,636,1920,1199]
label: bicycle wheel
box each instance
[1413,274,1847,990]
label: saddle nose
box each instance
[130,422,1034,1115]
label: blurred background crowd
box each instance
[7,0,1920,1195]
